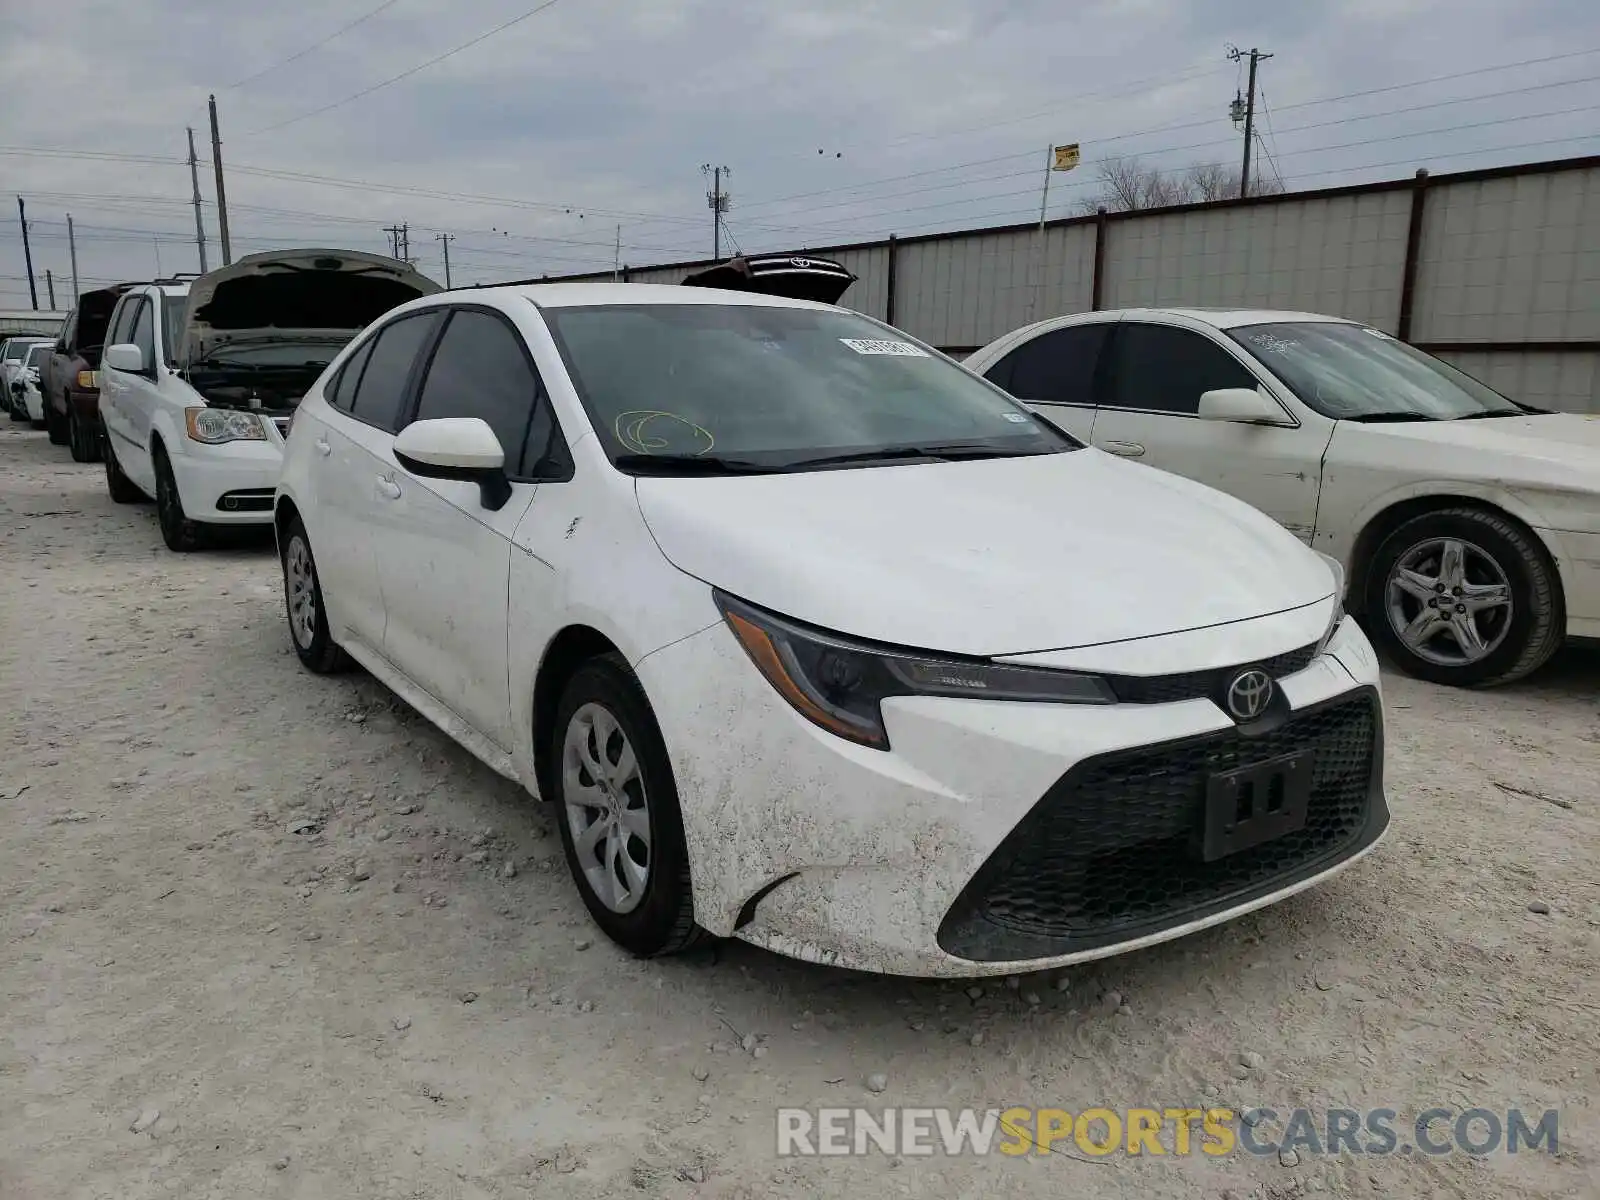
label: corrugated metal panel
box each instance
[1411,166,1600,343]
[1100,191,1411,327]
[893,227,1086,347]
[1436,349,1600,415]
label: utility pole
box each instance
[66,213,79,300]
[1227,46,1273,198]
[208,94,233,265]
[45,269,56,309]
[383,224,404,259]
[702,165,731,260]
[435,232,453,287]
[17,197,38,310]
[186,127,209,273]
[400,224,410,264]
[613,224,622,281]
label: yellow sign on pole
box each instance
[1052,143,1081,172]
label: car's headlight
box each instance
[1313,550,1347,654]
[185,407,266,444]
[715,591,1114,750]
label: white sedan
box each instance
[275,284,1386,977]
[964,309,1600,688]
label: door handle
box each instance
[315,437,332,457]
[375,474,402,500]
[1102,440,1146,458]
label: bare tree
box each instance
[1076,155,1285,213]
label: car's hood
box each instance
[635,451,1336,657]
[179,249,441,367]
[1332,413,1600,489]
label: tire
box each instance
[1363,506,1564,688]
[280,517,351,673]
[44,397,68,445]
[153,443,205,552]
[551,654,707,957]
[68,408,98,462]
[103,432,143,503]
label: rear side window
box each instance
[987,324,1109,406]
[1103,323,1258,415]
[327,338,377,412]
[349,312,439,432]
[411,309,567,478]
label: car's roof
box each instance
[463,282,839,312]
[1082,306,1359,330]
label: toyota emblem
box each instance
[790,257,814,268]
[1225,669,1274,722]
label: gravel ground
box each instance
[1,422,1596,1200]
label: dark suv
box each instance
[43,285,133,461]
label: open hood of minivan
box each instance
[179,249,441,366]
[681,254,857,304]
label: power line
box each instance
[224,0,403,90]
[247,0,569,136]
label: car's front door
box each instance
[978,321,1111,443]
[374,305,566,751]
[1089,321,1330,542]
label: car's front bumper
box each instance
[168,437,283,525]
[636,614,1387,978]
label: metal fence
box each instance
[540,154,1600,414]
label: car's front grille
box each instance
[1106,642,1320,705]
[937,690,1384,961]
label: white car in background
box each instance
[12,343,53,424]
[275,282,1386,977]
[965,309,1600,688]
[99,250,439,551]
[3,337,54,417]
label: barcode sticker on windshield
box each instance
[839,338,927,357]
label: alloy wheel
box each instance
[562,701,652,914]
[285,535,318,650]
[1385,536,1514,667]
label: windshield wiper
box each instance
[613,453,782,475]
[1451,410,1529,420]
[787,444,1048,469]
[1343,412,1438,423]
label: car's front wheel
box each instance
[103,433,143,503]
[153,444,205,552]
[1364,507,1563,687]
[551,655,706,957]
[280,517,351,673]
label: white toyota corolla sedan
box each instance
[964,308,1600,689]
[275,283,1388,977]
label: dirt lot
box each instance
[1,422,1595,1200]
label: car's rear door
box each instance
[374,305,567,751]
[976,321,1112,443]
[314,310,442,654]
[1089,320,1327,541]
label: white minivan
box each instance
[99,250,439,550]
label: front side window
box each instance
[106,299,137,349]
[543,303,1074,473]
[988,323,1109,406]
[412,309,564,478]
[1230,321,1524,421]
[128,300,155,365]
[348,312,439,432]
[161,294,188,365]
[1103,324,1259,415]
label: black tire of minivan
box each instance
[153,443,205,552]
[103,433,144,504]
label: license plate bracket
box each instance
[1198,750,1314,861]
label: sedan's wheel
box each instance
[1365,507,1563,687]
[552,655,706,956]
[280,517,350,673]
[153,447,204,552]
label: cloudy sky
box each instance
[3,0,1598,304]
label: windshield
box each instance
[1230,321,1524,420]
[543,302,1074,472]
[162,294,188,365]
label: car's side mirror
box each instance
[104,343,146,374]
[1198,387,1289,425]
[393,417,513,511]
